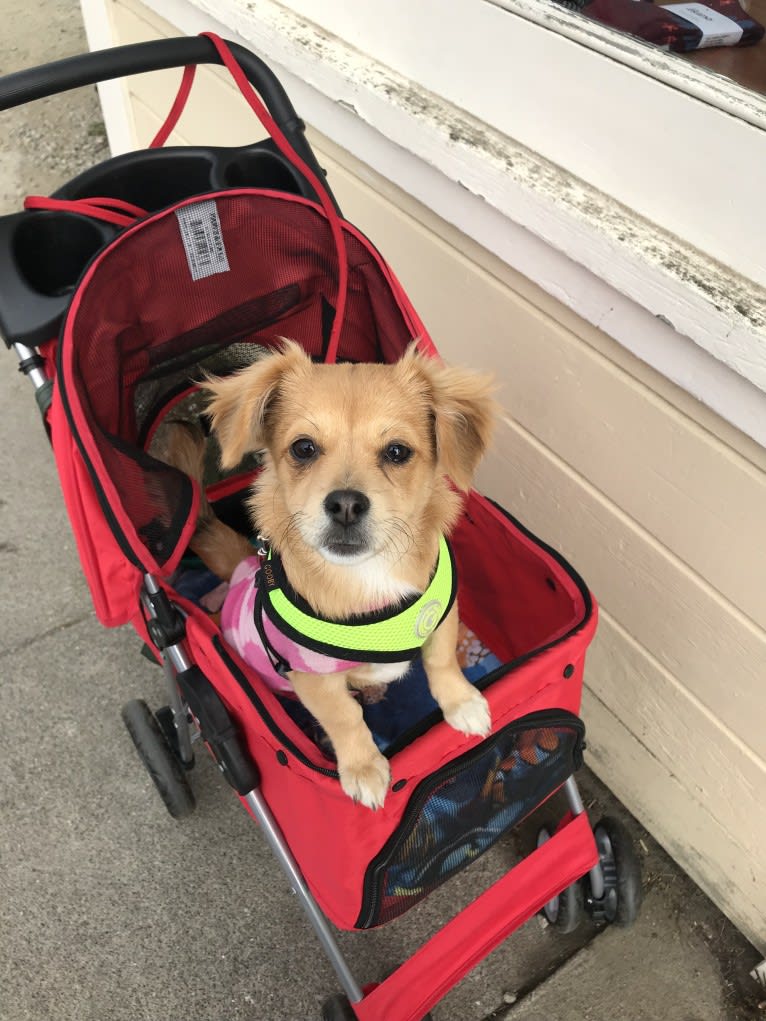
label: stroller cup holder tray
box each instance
[0,138,314,348]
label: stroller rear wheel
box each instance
[587,816,642,926]
[536,825,584,933]
[122,699,196,819]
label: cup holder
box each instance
[12,212,106,297]
[219,149,305,195]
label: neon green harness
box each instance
[256,535,456,665]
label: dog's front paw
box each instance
[443,690,491,738]
[339,753,391,810]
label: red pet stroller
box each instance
[0,34,641,1021]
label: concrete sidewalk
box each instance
[0,7,763,1020]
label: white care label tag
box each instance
[175,200,230,281]
[663,3,744,47]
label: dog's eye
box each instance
[383,443,412,465]
[290,438,318,462]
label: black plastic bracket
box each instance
[175,665,260,795]
[144,587,186,649]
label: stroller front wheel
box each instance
[122,699,196,819]
[536,825,584,933]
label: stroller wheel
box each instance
[587,816,642,927]
[122,699,196,819]
[536,826,584,933]
[155,705,194,770]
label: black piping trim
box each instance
[212,635,340,778]
[486,498,593,624]
[136,379,201,450]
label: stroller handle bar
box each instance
[0,36,314,168]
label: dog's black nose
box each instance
[324,489,370,526]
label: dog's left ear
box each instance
[201,340,310,469]
[400,345,497,491]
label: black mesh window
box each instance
[358,711,584,928]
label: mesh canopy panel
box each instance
[60,191,418,569]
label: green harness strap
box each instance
[258,535,456,664]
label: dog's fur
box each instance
[162,341,496,809]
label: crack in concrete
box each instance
[0,611,92,662]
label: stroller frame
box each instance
[0,34,638,1021]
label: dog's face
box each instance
[203,342,495,567]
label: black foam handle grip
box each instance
[0,37,290,120]
[0,35,336,213]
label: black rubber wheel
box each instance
[155,704,194,770]
[590,816,643,927]
[122,699,196,819]
[536,826,585,934]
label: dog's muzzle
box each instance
[321,488,371,558]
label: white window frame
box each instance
[269,0,766,288]
[81,0,766,445]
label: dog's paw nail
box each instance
[340,756,391,810]
[444,692,491,737]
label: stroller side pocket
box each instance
[357,710,585,928]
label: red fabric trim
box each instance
[48,390,145,624]
[150,64,197,148]
[199,33,348,364]
[77,196,148,217]
[207,470,260,502]
[352,813,598,1021]
[23,195,145,227]
[141,384,198,450]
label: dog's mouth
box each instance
[318,525,374,563]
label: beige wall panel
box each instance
[583,688,764,953]
[480,437,766,763]
[588,611,764,865]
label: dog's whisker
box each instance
[379,517,419,562]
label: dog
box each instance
[160,340,497,809]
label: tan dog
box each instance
[166,341,496,809]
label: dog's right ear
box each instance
[201,340,310,469]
